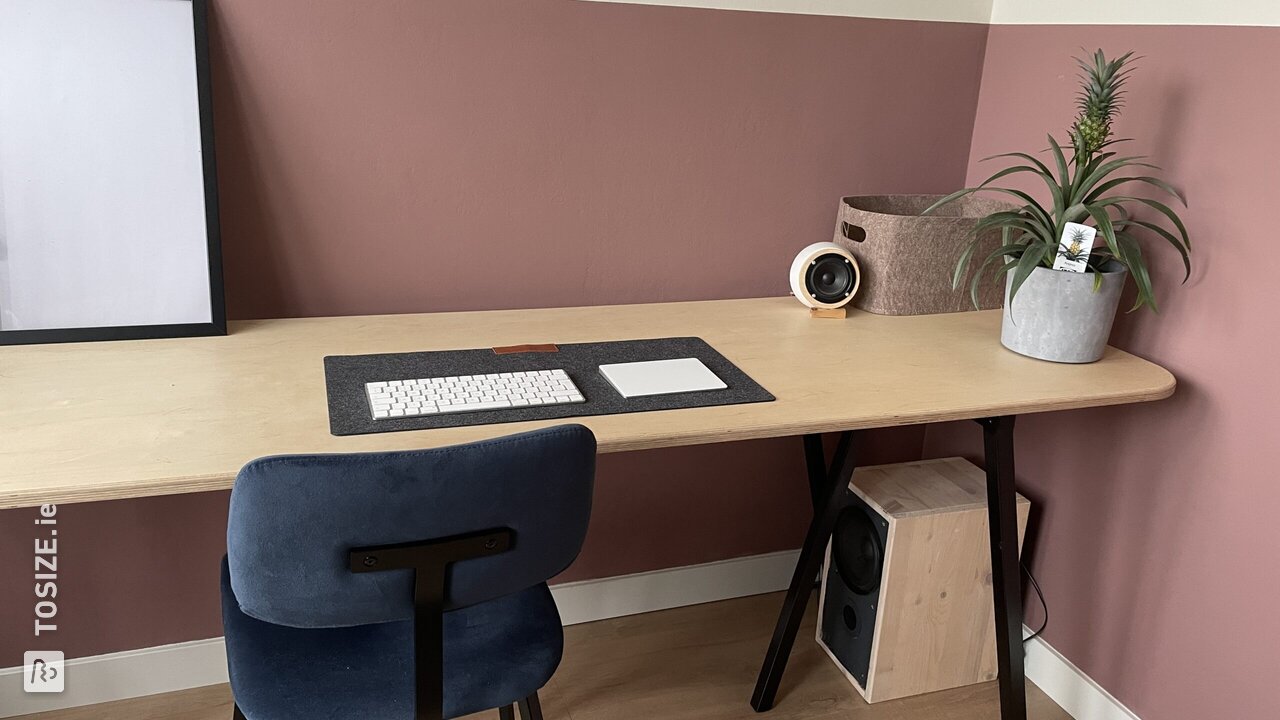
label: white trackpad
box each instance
[599,358,728,398]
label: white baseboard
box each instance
[0,552,1140,720]
[1024,626,1141,720]
[550,549,801,626]
[0,549,800,717]
[0,637,230,718]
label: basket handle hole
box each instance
[841,222,867,242]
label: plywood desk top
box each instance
[0,297,1174,509]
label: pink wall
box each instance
[1,0,987,661]
[923,24,1280,719]
[214,0,986,318]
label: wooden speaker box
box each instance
[816,458,1030,703]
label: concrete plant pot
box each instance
[1001,261,1128,364]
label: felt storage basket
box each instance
[832,195,1008,316]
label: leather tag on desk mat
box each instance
[492,343,558,354]
[323,337,774,437]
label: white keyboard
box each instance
[365,369,585,420]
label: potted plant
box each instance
[927,50,1191,363]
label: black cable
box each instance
[1021,560,1048,644]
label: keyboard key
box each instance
[442,400,511,413]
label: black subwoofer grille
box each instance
[820,494,888,688]
[833,505,884,595]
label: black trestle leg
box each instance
[499,704,516,720]
[751,431,859,712]
[802,434,827,512]
[232,703,247,720]
[980,416,1028,720]
[518,692,545,720]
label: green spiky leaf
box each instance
[928,48,1190,313]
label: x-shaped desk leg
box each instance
[751,431,858,711]
[751,419,1027,720]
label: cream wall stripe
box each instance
[581,0,1280,26]
[990,0,1280,26]
[574,0,994,23]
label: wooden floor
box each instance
[21,593,1071,720]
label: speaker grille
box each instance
[805,254,857,304]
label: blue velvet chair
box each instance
[221,425,597,720]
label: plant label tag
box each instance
[1053,222,1097,273]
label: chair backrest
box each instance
[227,425,596,628]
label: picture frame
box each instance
[0,0,225,346]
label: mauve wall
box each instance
[0,0,986,660]
[924,24,1280,719]
[214,0,986,318]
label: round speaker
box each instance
[789,242,861,309]
[832,505,884,595]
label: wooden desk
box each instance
[0,296,1174,720]
[0,297,1170,509]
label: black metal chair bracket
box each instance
[349,528,516,720]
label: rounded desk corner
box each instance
[1153,367,1178,401]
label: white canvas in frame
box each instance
[0,0,222,342]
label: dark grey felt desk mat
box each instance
[323,337,774,436]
